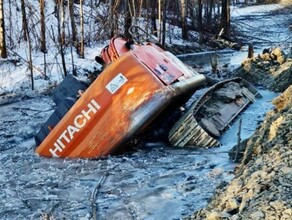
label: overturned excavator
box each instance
[35,27,261,158]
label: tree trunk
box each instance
[110,0,114,37]
[79,0,85,58]
[40,0,47,53]
[28,34,34,90]
[20,0,34,89]
[60,0,65,44]
[110,0,119,37]
[0,0,7,58]
[207,0,214,26]
[69,0,77,48]
[20,0,28,41]
[158,0,162,42]
[131,0,136,24]
[161,0,168,46]
[198,0,203,43]
[151,0,157,36]
[221,0,230,38]
[8,0,12,47]
[56,0,67,76]
[138,0,143,18]
[180,0,187,39]
[124,0,132,38]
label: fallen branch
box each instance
[90,165,117,220]
[12,106,53,112]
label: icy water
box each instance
[0,89,277,220]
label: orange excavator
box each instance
[35,27,261,158]
[35,32,206,158]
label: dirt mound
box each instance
[234,47,292,92]
[281,0,292,6]
[188,87,292,220]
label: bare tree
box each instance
[40,0,47,53]
[0,0,7,58]
[20,0,28,41]
[68,0,76,75]
[158,0,162,41]
[198,0,203,43]
[68,0,77,48]
[55,0,67,76]
[151,0,157,37]
[27,30,34,90]
[79,0,84,58]
[7,0,12,47]
[110,0,119,37]
[124,0,132,38]
[161,0,168,46]
[206,0,215,26]
[40,0,47,77]
[221,0,231,37]
[60,0,65,44]
[180,0,187,39]
[20,0,34,89]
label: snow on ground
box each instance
[0,0,104,96]
[231,3,292,48]
[231,3,285,18]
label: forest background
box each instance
[0,0,288,92]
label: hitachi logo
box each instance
[49,99,101,157]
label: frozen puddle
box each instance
[0,88,277,220]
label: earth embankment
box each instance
[188,48,292,220]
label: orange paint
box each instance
[35,37,205,158]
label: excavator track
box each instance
[169,77,261,148]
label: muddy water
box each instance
[0,87,277,220]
